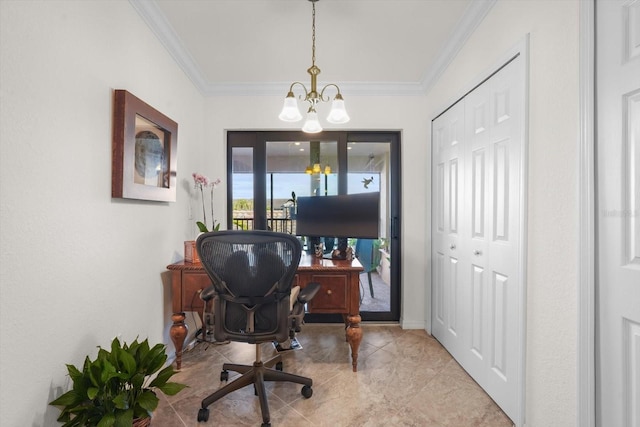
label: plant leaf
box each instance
[157,381,189,396]
[148,365,175,388]
[145,349,166,375]
[130,372,145,390]
[136,390,159,412]
[113,409,133,427]
[87,386,99,400]
[118,348,137,376]
[97,413,115,427]
[112,391,129,410]
[66,363,83,383]
[49,390,82,407]
[196,221,209,232]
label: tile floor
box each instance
[154,324,513,426]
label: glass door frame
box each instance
[226,130,401,322]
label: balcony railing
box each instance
[232,217,295,234]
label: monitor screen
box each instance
[295,192,380,239]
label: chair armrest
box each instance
[298,282,320,304]
[200,285,216,302]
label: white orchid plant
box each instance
[192,172,221,232]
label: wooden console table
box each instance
[167,254,364,371]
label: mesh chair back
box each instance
[196,230,302,344]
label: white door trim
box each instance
[578,1,596,427]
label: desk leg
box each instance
[345,314,362,372]
[170,312,188,370]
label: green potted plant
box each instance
[49,337,187,427]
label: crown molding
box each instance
[419,0,496,93]
[128,0,210,93]
[129,0,495,97]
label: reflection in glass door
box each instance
[347,141,391,313]
[230,146,255,230]
[265,140,337,242]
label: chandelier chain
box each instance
[311,1,316,67]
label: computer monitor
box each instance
[295,192,380,239]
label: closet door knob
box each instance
[473,250,482,256]
[450,244,456,250]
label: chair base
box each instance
[197,350,313,426]
[272,337,303,353]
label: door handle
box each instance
[392,217,399,239]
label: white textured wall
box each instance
[0,1,207,425]
[424,1,579,425]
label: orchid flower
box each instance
[193,173,221,232]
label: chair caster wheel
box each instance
[275,361,283,371]
[197,408,209,422]
[301,385,313,398]
[261,423,271,427]
[220,370,229,381]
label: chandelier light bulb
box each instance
[278,92,303,122]
[302,109,323,133]
[326,95,350,124]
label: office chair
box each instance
[199,267,320,350]
[355,238,379,298]
[195,230,315,427]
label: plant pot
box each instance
[133,417,151,427]
[184,240,200,263]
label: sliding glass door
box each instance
[227,131,400,322]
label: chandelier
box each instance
[278,0,350,133]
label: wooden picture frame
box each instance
[112,90,178,202]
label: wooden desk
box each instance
[167,254,364,371]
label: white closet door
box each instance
[596,1,640,425]
[464,55,525,421]
[432,100,467,360]
[432,54,526,425]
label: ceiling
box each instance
[130,0,494,97]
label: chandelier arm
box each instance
[318,83,342,103]
[288,81,310,101]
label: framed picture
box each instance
[112,89,178,202]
